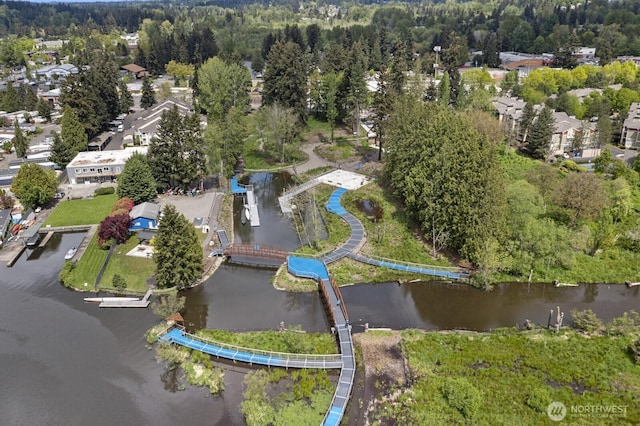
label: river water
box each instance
[1,172,639,424]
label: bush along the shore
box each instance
[154,342,224,394]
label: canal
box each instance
[1,171,639,424]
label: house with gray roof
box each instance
[622,102,640,149]
[129,202,160,231]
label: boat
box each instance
[84,297,140,303]
[244,205,251,221]
[26,234,40,247]
[64,247,77,260]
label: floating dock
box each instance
[245,188,260,227]
[98,288,153,308]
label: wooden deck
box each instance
[99,288,153,308]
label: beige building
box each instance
[622,102,640,149]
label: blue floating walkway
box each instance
[160,328,343,369]
[348,253,467,280]
[230,177,247,194]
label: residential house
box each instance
[131,98,193,146]
[121,64,149,79]
[129,202,160,231]
[622,102,640,149]
[32,64,78,80]
[66,146,148,185]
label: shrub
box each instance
[631,338,640,364]
[440,377,481,419]
[112,197,134,214]
[151,291,186,317]
[571,309,603,333]
[607,310,640,336]
[112,274,127,288]
[526,387,551,413]
[58,260,76,286]
[95,187,116,196]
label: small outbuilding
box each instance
[129,202,160,231]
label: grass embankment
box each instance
[43,194,118,227]
[99,235,155,292]
[368,328,640,425]
[60,233,107,289]
[196,328,338,354]
[61,233,155,291]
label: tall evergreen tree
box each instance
[12,120,28,158]
[528,106,555,160]
[118,80,134,114]
[263,41,308,121]
[439,71,450,106]
[2,83,19,112]
[48,131,75,168]
[117,152,157,204]
[60,105,88,154]
[322,72,342,143]
[140,77,156,109]
[148,107,205,191]
[519,102,536,142]
[154,204,202,290]
[372,67,394,161]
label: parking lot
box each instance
[157,192,218,224]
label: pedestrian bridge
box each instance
[223,242,289,268]
[160,327,343,369]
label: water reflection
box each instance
[341,281,640,331]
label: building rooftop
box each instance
[67,147,148,168]
[130,202,160,220]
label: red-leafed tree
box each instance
[98,213,132,245]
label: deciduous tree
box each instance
[98,213,132,246]
[554,172,608,226]
[197,57,251,121]
[10,163,57,209]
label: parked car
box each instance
[54,192,65,199]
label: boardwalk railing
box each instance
[168,329,342,365]
[352,252,468,274]
[329,275,348,323]
[224,243,289,262]
[323,327,355,426]
[317,278,337,326]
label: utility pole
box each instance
[434,46,441,78]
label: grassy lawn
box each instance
[64,234,108,290]
[99,235,155,292]
[196,329,338,354]
[44,194,118,227]
[371,328,640,425]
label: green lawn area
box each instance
[44,194,118,227]
[64,234,108,290]
[373,328,640,425]
[99,234,155,292]
[197,329,338,354]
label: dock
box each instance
[245,188,260,227]
[99,288,153,308]
[38,231,54,248]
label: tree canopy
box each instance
[11,163,58,209]
[384,95,505,266]
[153,204,202,289]
[197,57,251,121]
[117,152,157,204]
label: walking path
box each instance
[160,328,343,369]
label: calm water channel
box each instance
[1,171,639,424]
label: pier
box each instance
[98,288,153,308]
